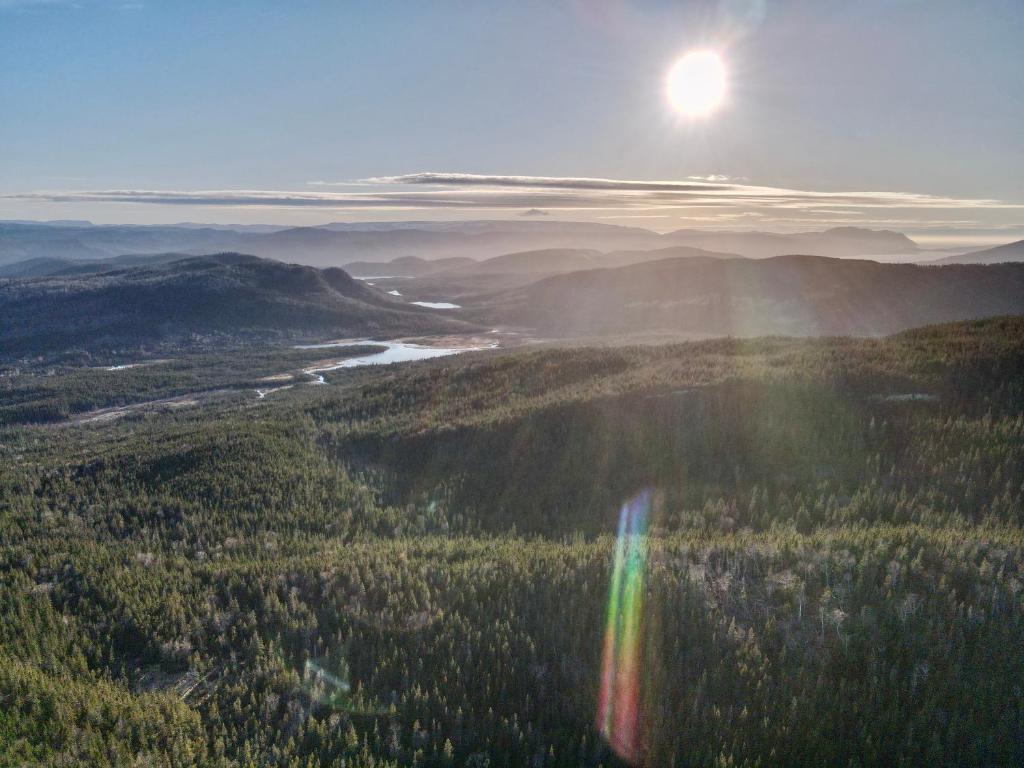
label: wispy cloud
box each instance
[358,173,732,194]
[6,174,1023,230]
[354,173,1022,211]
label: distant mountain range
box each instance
[0,253,473,358]
[476,255,1024,337]
[0,220,933,267]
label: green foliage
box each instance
[1,317,1023,766]
[0,345,384,426]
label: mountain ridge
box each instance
[0,220,926,267]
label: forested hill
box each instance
[0,252,475,358]
[477,254,1024,337]
[1,317,1022,766]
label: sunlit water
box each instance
[294,338,497,376]
[247,338,498,398]
[411,301,461,309]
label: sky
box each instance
[1,0,1022,245]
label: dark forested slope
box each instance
[0,253,475,358]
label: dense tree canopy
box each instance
[1,316,1022,766]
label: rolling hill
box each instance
[476,254,1024,337]
[342,255,477,277]
[0,252,192,278]
[460,248,604,274]
[452,245,740,276]
[664,226,919,259]
[345,246,736,282]
[0,253,475,358]
[934,239,1024,264]
[341,245,744,308]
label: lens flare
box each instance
[303,656,390,716]
[304,658,351,707]
[597,490,651,764]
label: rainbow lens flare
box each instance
[597,490,651,764]
[304,658,351,707]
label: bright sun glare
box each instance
[667,50,727,118]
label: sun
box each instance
[666,50,727,118]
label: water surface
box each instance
[295,338,496,373]
[411,301,461,309]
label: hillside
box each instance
[342,255,477,277]
[452,244,738,276]
[337,245,743,309]
[935,238,1024,264]
[601,244,739,268]
[476,254,1024,337]
[462,248,603,274]
[663,226,919,259]
[0,253,475,358]
[0,221,243,264]
[0,252,192,278]
[2,316,1022,767]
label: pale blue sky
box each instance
[1,0,1022,243]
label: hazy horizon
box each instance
[2,1,1022,248]
[4,214,1017,254]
